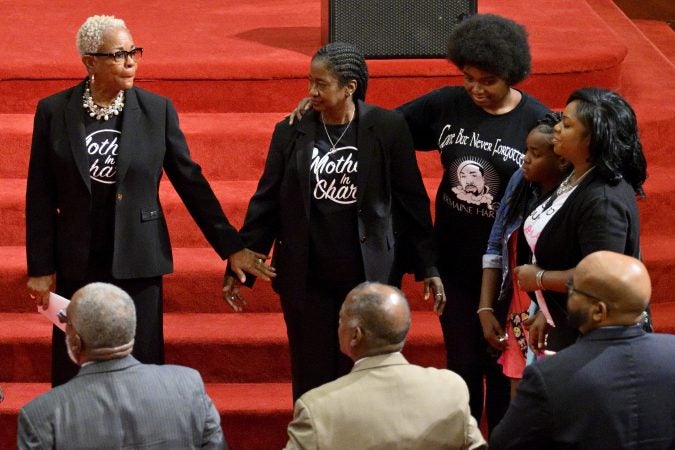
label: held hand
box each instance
[27,274,55,310]
[423,277,446,316]
[222,274,246,312]
[228,248,276,283]
[524,310,550,353]
[514,264,541,292]
[479,310,508,351]
[288,97,312,125]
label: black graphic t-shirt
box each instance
[84,112,122,274]
[308,120,364,284]
[398,86,550,281]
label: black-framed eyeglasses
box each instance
[57,309,68,324]
[86,48,143,63]
[565,279,604,302]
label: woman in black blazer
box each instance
[514,87,647,351]
[25,15,273,386]
[223,42,444,401]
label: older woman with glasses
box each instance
[25,15,274,387]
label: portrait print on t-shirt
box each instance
[448,156,499,210]
[86,128,120,185]
[310,145,358,207]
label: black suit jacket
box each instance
[240,101,438,307]
[491,326,675,449]
[26,81,243,280]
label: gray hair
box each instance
[76,15,127,55]
[345,282,411,347]
[71,282,136,349]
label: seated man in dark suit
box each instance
[284,282,486,450]
[17,282,226,449]
[491,251,675,449]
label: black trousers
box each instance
[439,269,511,435]
[52,275,164,387]
[281,280,355,402]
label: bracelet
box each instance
[536,269,546,290]
[476,307,494,314]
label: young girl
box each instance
[478,113,569,397]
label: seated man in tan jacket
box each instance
[284,282,486,450]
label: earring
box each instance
[90,73,95,85]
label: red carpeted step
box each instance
[633,20,675,66]
[651,303,675,334]
[0,1,628,113]
[2,226,672,315]
[0,381,293,450]
[0,164,669,249]
[586,0,675,120]
[0,311,445,383]
[0,244,461,313]
[0,0,674,445]
[637,165,675,234]
[0,175,440,248]
[2,223,672,314]
[0,112,279,181]
[0,113,443,180]
[0,382,48,448]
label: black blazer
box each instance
[240,101,438,307]
[26,81,243,280]
[533,170,640,348]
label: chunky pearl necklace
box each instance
[82,81,125,120]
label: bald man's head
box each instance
[66,283,136,364]
[339,282,411,360]
[568,251,651,332]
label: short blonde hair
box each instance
[76,15,127,55]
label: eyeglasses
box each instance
[57,309,68,324]
[86,48,143,63]
[565,279,604,302]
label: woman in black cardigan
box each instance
[514,87,647,352]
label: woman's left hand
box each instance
[523,310,550,353]
[423,277,446,315]
[222,275,245,312]
[514,264,541,292]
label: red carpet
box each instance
[1,1,674,449]
[633,19,675,65]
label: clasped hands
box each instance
[222,248,275,312]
